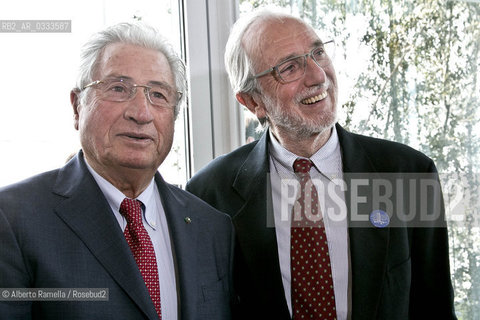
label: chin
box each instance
[115,155,156,170]
[285,112,337,138]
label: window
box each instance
[0,0,187,187]
[239,1,480,318]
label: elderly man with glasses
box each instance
[187,9,456,320]
[0,22,234,320]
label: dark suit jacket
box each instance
[0,151,234,320]
[186,124,456,320]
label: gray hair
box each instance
[224,9,307,95]
[75,22,186,118]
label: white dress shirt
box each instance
[268,127,352,320]
[85,162,178,320]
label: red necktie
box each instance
[291,159,337,320]
[120,198,162,319]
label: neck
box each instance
[271,125,333,158]
[106,171,153,199]
[87,160,155,199]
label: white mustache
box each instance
[295,81,330,103]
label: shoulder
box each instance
[0,169,60,205]
[200,140,259,175]
[0,169,62,230]
[337,125,436,172]
[163,180,232,225]
[188,140,259,187]
[350,131,426,156]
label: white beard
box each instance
[262,90,337,139]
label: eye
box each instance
[102,81,130,96]
[149,88,170,105]
[108,83,128,93]
[313,47,326,59]
[278,59,301,75]
[151,90,167,100]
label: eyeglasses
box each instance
[82,77,182,108]
[253,40,335,83]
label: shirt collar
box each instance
[309,126,341,175]
[136,179,158,230]
[84,160,158,230]
[268,126,340,174]
[268,129,298,173]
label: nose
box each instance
[124,87,154,124]
[303,55,327,86]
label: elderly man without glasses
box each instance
[187,9,456,320]
[0,22,234,320]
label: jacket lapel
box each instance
[232,132,290,316]
[155,173,198,320]
[52,152,159,320]
[336,124,389,319]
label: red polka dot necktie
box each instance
[120,198,162,319]
[291,159,337,320]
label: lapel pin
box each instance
[369,210,390,228]
[184,217,192,224]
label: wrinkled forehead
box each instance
[243,17,319,69]
[94,42,175,86]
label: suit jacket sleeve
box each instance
[0,204,33,319]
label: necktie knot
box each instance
[293,158,313,173]
[120,198,143,226]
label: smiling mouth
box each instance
[301,91,328,105]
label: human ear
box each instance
[236,92,267,120]
[70,89,81,131]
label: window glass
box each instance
[0,0,187,187]
[239,1,480,318]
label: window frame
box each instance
[183,0,244,175]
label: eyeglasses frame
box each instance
[252,40,335,84]
[82,78,183,107]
